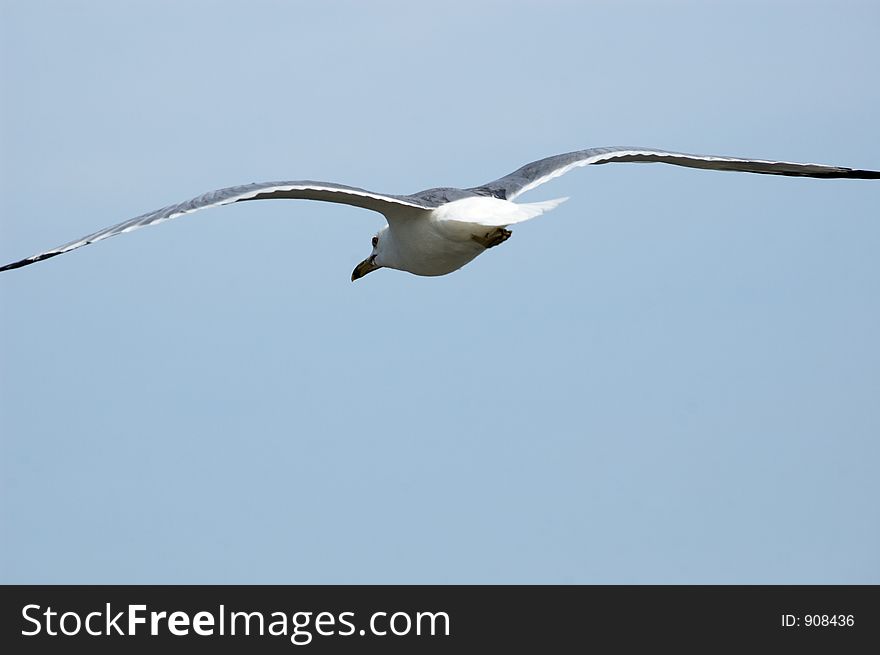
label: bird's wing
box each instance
[0,181,433,272]
[469,146,880,200]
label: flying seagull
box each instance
[1,146,877,279]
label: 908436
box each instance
[781,614,854,627]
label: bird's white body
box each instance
[377,196,567,276]
[379,212,485,277]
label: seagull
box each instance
[1,146,877,279]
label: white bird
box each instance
[1,146,877,280]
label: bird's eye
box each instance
[371,236,378,248]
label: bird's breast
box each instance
[385,215,486,277]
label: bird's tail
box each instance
[435,195,568,227]
[504,197,569,225]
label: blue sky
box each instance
[1,0,878,583]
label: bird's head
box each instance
[351,228,388,281]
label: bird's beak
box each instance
[351,257,381,282]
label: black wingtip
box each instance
[812,168,880,179]
[775,168,880,179]
[772,168,880,179]
[0,251,62,273]
[850,169,880,179]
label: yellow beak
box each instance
[351,257,380,281]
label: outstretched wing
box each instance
[470,146,880,200]
[0,181,433,272]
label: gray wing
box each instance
[0,180,433,272]
[470,146,880,200]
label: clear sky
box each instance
[1,0,878,584]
